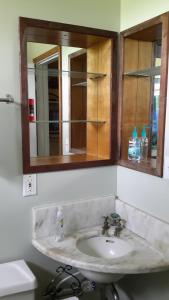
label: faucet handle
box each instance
[102,216,111,226]
[111,213,121,220]
[110,213,121,226]
[120,218,126,228]
[102,216,109,221]
[110,213,126,228]
[101,216,110,235]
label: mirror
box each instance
[20,17,117,173]
[27,43,86,158]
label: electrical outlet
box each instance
[23,174,37,197]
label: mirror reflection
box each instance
[27,43,86,158]
[27,39,111,166]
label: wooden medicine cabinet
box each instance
[118,13,169,176]
[20,17,117,173]
[20,13,169,177]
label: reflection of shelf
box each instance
[28,67,106,79]
[32,120,106,124]
[49,131,59,134]
[124,66,161,77]
[49,100,59,104]
[72,81,87,87]
[62,70,106,79]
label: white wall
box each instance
[117,2,169,300]
[1,0,169,299]
[0,0,119,298]
[120,0,169,30]
[119,0,169,228]
[27,43,56,64]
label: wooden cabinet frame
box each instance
[118,13,169,177]
[20,13,169,176]
[20,17,118,174]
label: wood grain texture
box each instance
[124,39,138,72]
[69,50,87,152]
[122,39,152,160]
[98,39,111,159]
[118,13,169,177]
[20,17,116,48]
[28,156,113,174]
[20,17,117,173]
[87,43,99,157]
[136,41,152,126]
[87,39,111,159]
[31,154,104,166]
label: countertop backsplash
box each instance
[116,198,169,257]
[32,195,115,240]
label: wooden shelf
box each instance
[30,154,106,166]
[72,81,87,87]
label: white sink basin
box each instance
[76,236,133,283]
[76,236,133,259]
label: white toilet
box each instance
[0,260,37,300]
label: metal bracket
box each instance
[43,265,83,299]
[0,94,14,104]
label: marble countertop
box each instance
[32,227,169,274]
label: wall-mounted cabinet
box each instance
[20,13,169,176]
[20,17,117,173]
[118,13,169,176]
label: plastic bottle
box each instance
[128,127,141,161]
[55,207,64,242]
[140,126,148,161]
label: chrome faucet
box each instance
[102,216,110,235]
[110,213,125,237]
[102,214,125,237]
[114,221,124,237]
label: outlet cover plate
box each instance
[23,174,37,197]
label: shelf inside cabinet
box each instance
[64,70,106,79]
[72,81,87,87]
[28,67,107,80]
[123,66,161,77]
[30,154,106,166]
[32,120,107,124]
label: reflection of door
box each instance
[35,64,50,156]
[69,50,87,153]
[33,46,62,156]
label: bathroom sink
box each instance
[76,236,133,283]
[76,236,133,259]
